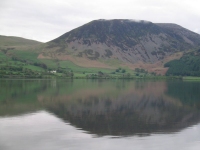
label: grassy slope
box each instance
[0,35,154,78]
[0,51,7,59]
[0,34,115,75]
[1,49,130,77]
[10,50,114,71]
[1,47,161,78]
[0,35,41,46]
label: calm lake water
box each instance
[1,79,200,150]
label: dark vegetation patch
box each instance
[77,52,83,57]
[86,49,93,55]
[83,40,91,46]
[151,50,165,59]
[76,49,100,60]
[105,49,113,58]
[56,46,66,53]
[151,51,157,55]
[88,51,100,60]
[165,51,200,76]
[11,56,47,69]
[157,50,165,56]
[0,47,15,54]
[144,51,150,59]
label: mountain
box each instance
[42,19,200,66]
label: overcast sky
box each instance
[1,0,200,42]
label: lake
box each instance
[1,79,200,150]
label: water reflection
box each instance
[1,79,200,137]
[46,81,200,136]
[1,111,200,150]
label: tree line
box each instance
[165,52,200,76]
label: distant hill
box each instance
[0,35,43,60]
[0,36,47,78]
[43,19,200,64]
[0,35,42,47]
[0,35,43,54]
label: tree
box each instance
[98,71,104,77]
[121,69,126,73]
[135,68,140,72]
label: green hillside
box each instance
[164,49,200,76]
[0,35,41,46]
[0,49,143,79]
[0,35,153,79]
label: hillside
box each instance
[165,48,200,76]
[0,35,43,54]
[43,19,200,64]
[0,35,131,79]
[0,35,42,46]
[0,36,48,78]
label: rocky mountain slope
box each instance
[43,19,200,65]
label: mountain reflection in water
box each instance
[1,79,200,137]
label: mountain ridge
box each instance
[43,19,200,66]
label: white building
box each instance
[50,70,56,73]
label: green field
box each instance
[0,50,116,78]
[182,76,200,81]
